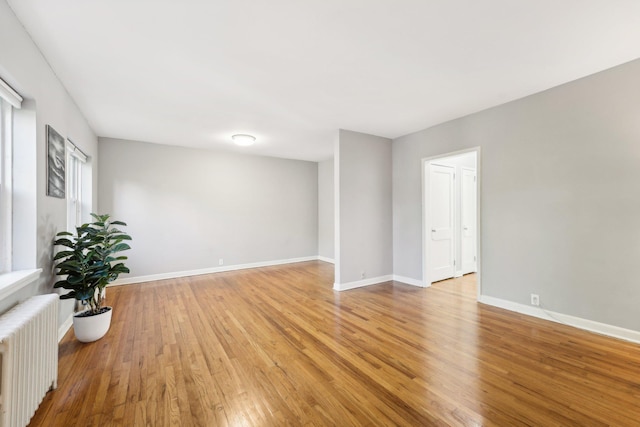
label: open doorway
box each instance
[422,148,480,299]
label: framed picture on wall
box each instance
[46,124,65,198]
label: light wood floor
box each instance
[30,262,640,426]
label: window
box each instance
[66,140,87,231]
[0,99,11,272]
[0,78,22,273]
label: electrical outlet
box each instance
[219,258,224,266]
[530,294,540,306]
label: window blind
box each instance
[0,78,22,109]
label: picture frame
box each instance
[46,124,65,198]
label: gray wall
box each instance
[318,159,334,260]
[0,0,98,326]
[393,58,640,331]
[99,138,318,278]
[337,129,392,285]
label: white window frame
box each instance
[66,139,87,232]
[0,78,22,274]
[0,99,12,273]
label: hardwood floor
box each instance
[29,262,640,426]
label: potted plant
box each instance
[53,213,131,342]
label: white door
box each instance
[461,168,477,274]
[429,163,455,282]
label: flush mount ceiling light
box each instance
[232,134,256,146]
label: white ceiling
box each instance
[7,0,640,161]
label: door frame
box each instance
[422,147,481,300]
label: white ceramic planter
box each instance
[73,306,113,343]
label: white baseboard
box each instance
[454,270,463,278]
[334,275,427,291]
[317,256,335,264]
[58,314,73,342]
[108,256,320,287]
[479,295,640,344]
[392,275,426,287]
[334,275,394,291]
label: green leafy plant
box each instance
[53,213,132,315]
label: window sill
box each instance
[0,269,42,301]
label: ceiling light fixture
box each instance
[232,134,256,146]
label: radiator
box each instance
[0,294,58,427]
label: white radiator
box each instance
[0,294,58,427]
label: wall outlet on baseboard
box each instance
[219,258,224,266]
[530,294,540,306]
